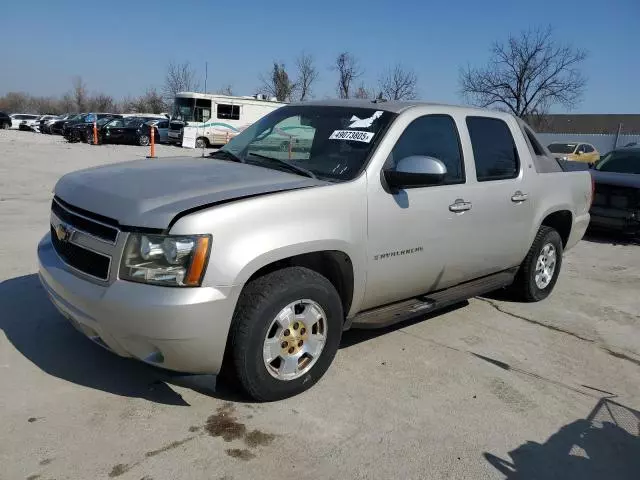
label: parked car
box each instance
[38,100,591,401]
[9,113,39,129]
[70,115,124,143]
[547,142,600,163]
[589,147,640,235]
[0,111,11,129]
[145,118,169,143]
[21,114,56,132]
[49,113,86,135]
[96,116,164,145]
[63,113,120,141]
[40,115,67,134]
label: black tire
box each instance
[138,134,150,146]
[1,121,9,130]
[195,137,208,149]
[511,226,563,302]
[229,267,343,401]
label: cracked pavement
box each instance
[1,130,639,479]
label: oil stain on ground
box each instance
[205,403,247,442]
[109,464,131,478]
[245,430,276,448]
[225,449,256,461]
[145,436,196,458]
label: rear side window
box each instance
[389,115,465,184]
[158,121,168,128]
[217,104,240,120]
[467,117,519,181]
[524,127,545,156]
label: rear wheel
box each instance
[195,137,208,149]
[511,226,563,302]
[229,267,343,401]
[1,121,9,130]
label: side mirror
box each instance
[384,156,447,189]
[576,150,583,155]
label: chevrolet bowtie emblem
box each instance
[55,222,74,242]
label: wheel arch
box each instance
[243,250,355,318]
[539,209,573,247]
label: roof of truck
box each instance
[290,99,510,117]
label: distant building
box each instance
[529,114,640,135]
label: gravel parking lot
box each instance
[1,129,639,480]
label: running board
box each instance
[348,270,516,330]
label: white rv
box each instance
[168,92,285,147]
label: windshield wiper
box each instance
[247,153,317,179]
[209,150,244,163]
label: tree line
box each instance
[0,26,587,123]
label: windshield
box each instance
[548,143,577,154]
[218,105,395,182]
[595,151,640,174]
[172,98,195,122]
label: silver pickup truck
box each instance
[38,100,592,401]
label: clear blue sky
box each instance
[1,0,638,113]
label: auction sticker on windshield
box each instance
[329,130,375,143]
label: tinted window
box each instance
[157,121,168,128]
[595,152,640,174]
[548,143,577,154]
[584,144,594,153]
[467,117,519,181]
[218,104,240,120]
[389,115,464,184]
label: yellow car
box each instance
[548,142,600,163]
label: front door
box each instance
[363,113,473,310]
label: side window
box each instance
[466,117,520,181]
[389,115,465,184]
[584,144,594,153]
[577,144,586,153]
[524,127,545,156]
[217,104,240,120]
[194,99,211,123]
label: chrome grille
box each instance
[50,197,121,281]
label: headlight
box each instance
[120,233,211,287]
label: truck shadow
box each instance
[484,397,640,479]
[0,273,191,406]
[582,230,639,246]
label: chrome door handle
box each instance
[449,199,472,213]
[511,191,528,202]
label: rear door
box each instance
[456,116,536,277]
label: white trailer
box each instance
[168,92,285,147]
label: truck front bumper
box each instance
[37,233,238,374]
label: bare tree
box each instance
[294,52,318,101]
[124,88,167,113]
[459,26,587,118]
[72,76,87,111]
[216,85,234,96]
[379,64,418,100]
[88,93,117,112]
[260,63,295,102]
[335,52,362,99]
[163,61,200,100]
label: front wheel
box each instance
[229,267,343,401]
[511,226,563,302]
[138,134,150,146]
[195,137,208,149]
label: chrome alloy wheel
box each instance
[534,243,556,289]
[262,300,327,381]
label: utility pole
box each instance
[204,62,208,94]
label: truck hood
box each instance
[590,170,640,189]
[54,157,328,229]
